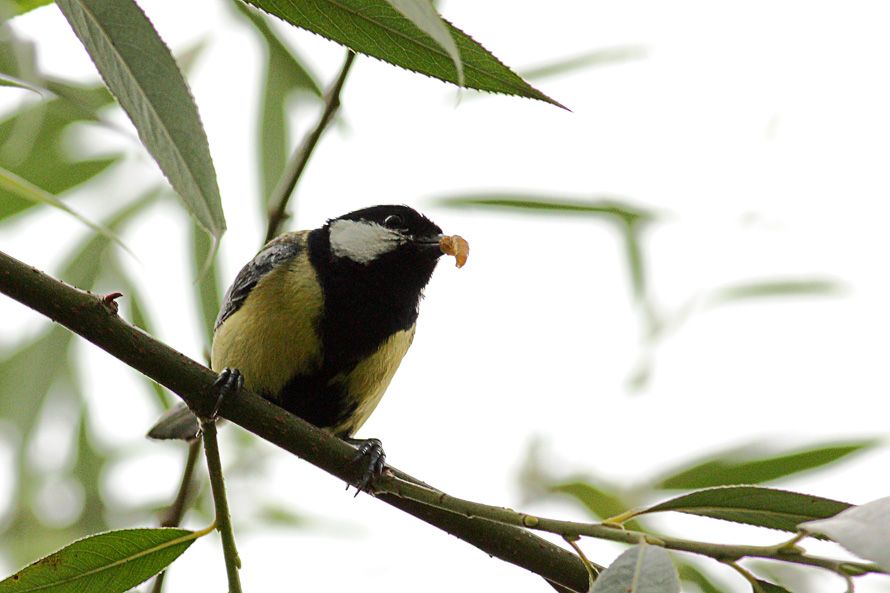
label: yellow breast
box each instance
[210,250,324,396]
[329,326,416,437]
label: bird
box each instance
[148,204,468,490]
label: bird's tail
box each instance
[147,403,201,441]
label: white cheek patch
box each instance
[329,219,404,264]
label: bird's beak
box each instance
[414,233,469,268]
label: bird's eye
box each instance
[383,214,404,229]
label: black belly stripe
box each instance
[277,373,356,435]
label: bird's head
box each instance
[325,204,446,271]
[309,204,468,310]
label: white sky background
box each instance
[2,1,890,592]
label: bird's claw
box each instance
[345,438,386,496]
[206,367,243,421]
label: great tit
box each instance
[149,205,467,487]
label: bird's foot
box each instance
[344,437,386,496]
[205,367,244,421]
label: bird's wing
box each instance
[215,231,307,330]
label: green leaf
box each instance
[0,72,43,93]
[654,440,878,489]
[190,220,221,347]
[0,527,208,593]
[550,481,627,520]
[240,0,561,107]
[55,0,225,239]
[0,85,119,221]
[521,46,648,81]
[753,579,793,593]
[0,165,129,252]
[105,257,171,410]
[0,0,53,17]
[592,544,679,593]
[0,189,156,437]
[676,562,728,593]
[384,0,462,86]
[638,486,851,533]
[233,2,323,202]
[704,278,842,307]
[435,193,654,299]
[433,193,653,224]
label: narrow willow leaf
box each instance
[705,278,842,307]
[592,544,680,593]
[241,0,561,107]
[676,562,728,593]
[190,219,221,347]
[233,2,322,202]
[106,256,172,410]
[385,0,463,86]
[0,190,156,436]
[550,481,628,521]
[0,527,208,593]
[0,72,43,93]
[433,193,653,224]
[638,486,850,533]
[0,84,118,220]
[1,0,53,17]
[801,496,890,570]
[753,579,794,593]
[55,0,225,239]
[521,46,649,81]
[655,440,877,489]
[0,165,128,251]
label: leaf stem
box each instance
[563,535,599,585]
[200,418,243,593]
[264,50,356,243]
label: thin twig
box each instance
[151,439,202,593]
[264,50,356,243]
[200,418,243,593]
[381,473,886,578]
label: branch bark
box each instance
[0,248,590,593]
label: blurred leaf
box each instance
[654,440,877,490]
[233,2,323,202]
[753,580,793,593]
[0,328,72,436]
[592,544,679,593]
[0,165,129,251]
[436,193,654,301]
[385,0,463,86]
[550,481,627,521]
[70,402,112,533]
[0,0,52,17]
[521,46,648,81]
[106,258,172,410]
[0,527,206,593]
[434,193,653,224]
[190,220,221,347]
[56,0,226,239]
[801,496,890,570]
[0,72,43,93]
[255,503,307,528]
[0,86,119,221]
[704,279,842,308]
[676,562,727,593]
[638,486,850,534]
[240,0,562,107]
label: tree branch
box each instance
[264,50,356,243]
[0,248,590,593]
